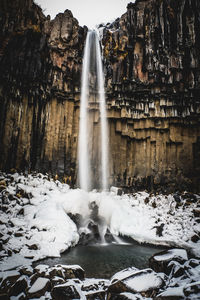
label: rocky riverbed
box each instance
[0,248,200,299]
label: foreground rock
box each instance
[51,280,84,300]
[107,268,164,299]
[0,248,200,299]
[28,277,50,298]
[149,248,188,274]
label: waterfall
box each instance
[78,30,109,191]
[78,32,91,192]
[95,35,109,191]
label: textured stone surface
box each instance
[0,0,86,183]
[101,0,200,191]
[0,0,200,191]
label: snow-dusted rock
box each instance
[51,280,85,300]
[18,265,33,276]
[111,267,139,283]
[51,276,65,287]
[155,286,185,299]
[34,264,49,276]
[81,278,110,293]
[108,268,164,297]
[149,249,188,274]
[28,277,50,298]
[184,281,200,299]
[0,270,21,294]
[111,293,144,300]
[167,260,186,278]
[85,289,106,299]
[9,275,28,296]
[49,264,85,280]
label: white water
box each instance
[78,32,91,192]
[95,33,109,191]
[78,30,109,191]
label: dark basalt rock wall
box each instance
[0,0,200,191]
[0,0,86,184]
[102,0,200,192]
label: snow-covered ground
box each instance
[0,172,200,271]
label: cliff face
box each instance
[102,0,200,191]
[0,0,200,191]
[0,0,86,183]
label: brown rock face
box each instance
[0,0,200,191]
[102,0,200,191]
[0,0,86,182]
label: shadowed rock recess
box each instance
[0,0,200,192]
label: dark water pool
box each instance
[40,241,165,279]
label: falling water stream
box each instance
[78,30,109,191]
[78,32,91,192]
[95,33,109,191]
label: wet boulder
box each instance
[9,275,28,296]
[49,264,85,280]
[193,209,200,218]
[108,293,145,299]
[34,264,49,277]
[81,278,109,299]
[149,249,188,274]
[107,268,164,298]
[154,286,185,299]
[81,278,109,293]
[111,267,139,283]
[85,290,106,300]
[191,234,200,243]
[18,265,33,277]
[51,280,84,300]
[167,261,186,278]
[183,281,200,299]
[51,276,65,287]
[27,277,50,298]
[0,270,21,294]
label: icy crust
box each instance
[0,172,200,270]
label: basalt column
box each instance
[0,0,86,184]
[102,0,200,192]
[0,0,200,192]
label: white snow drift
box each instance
[0,173,199,270]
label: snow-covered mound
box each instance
[0,172,200,270]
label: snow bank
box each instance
[0,172,200,271]
[0,174,79,270]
